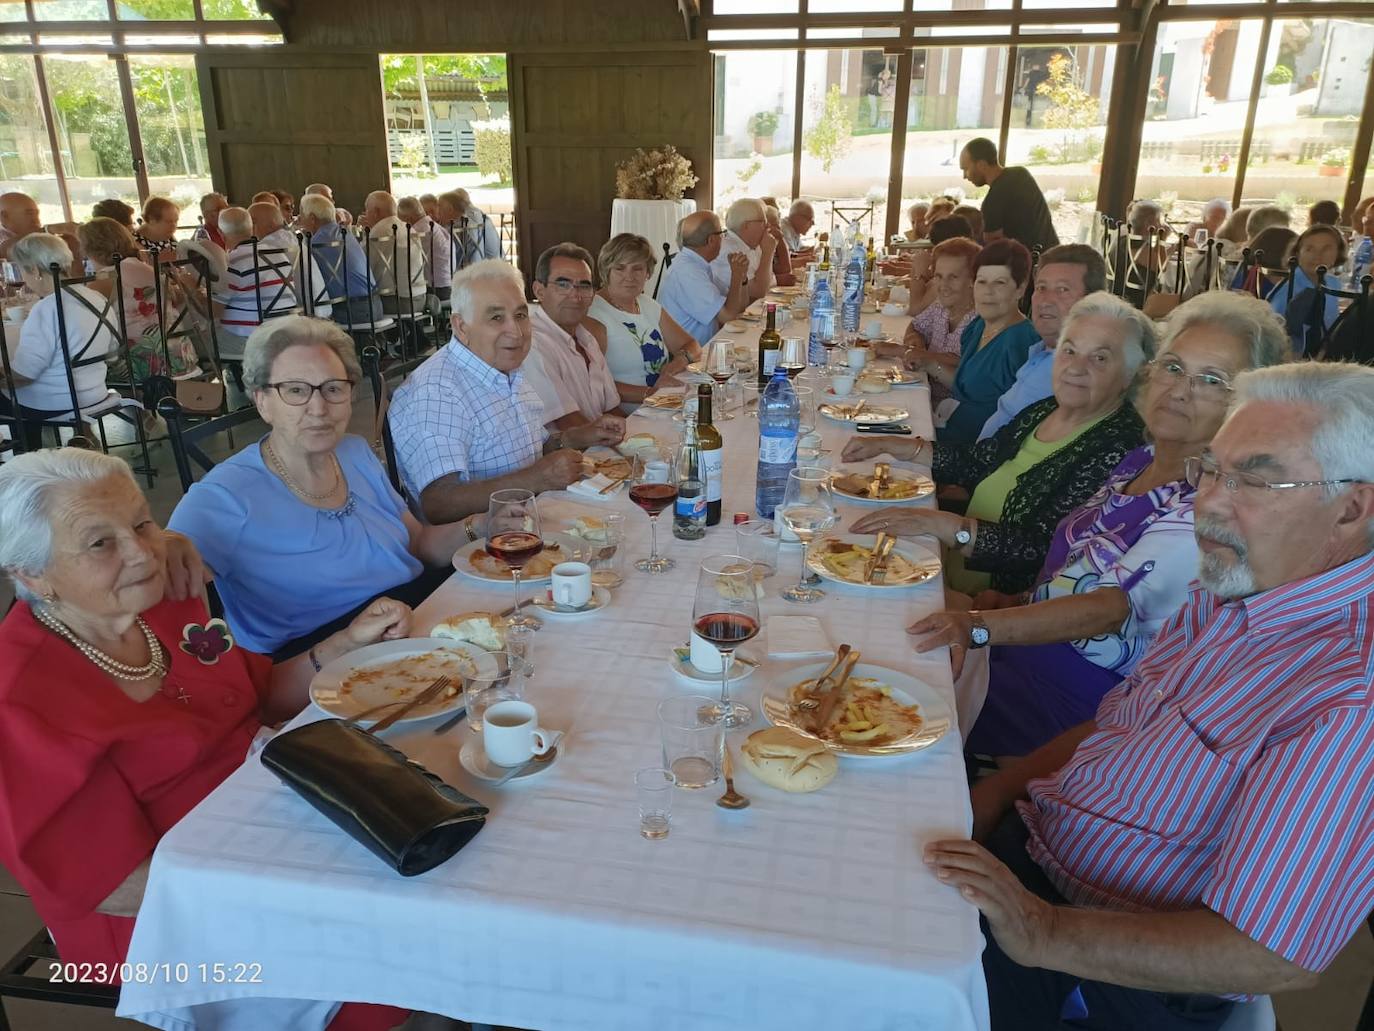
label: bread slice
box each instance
[431,611,506,652]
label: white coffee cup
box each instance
[482,700,554,767]
[846,347,868,373]
[830,372,855,396]
[689,630,723,673]
[863,317,883,340]
[551,561,592,609]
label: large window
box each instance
[713,48,797,209]
[43,54,141,216]
[128,54,211,210]
[0,55,63,222]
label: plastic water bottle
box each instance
[841,244,865,335]
[755,367,799,520]
[808,274,835,366]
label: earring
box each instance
[40,589,56,604]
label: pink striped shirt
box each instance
[1020,550,1374,972]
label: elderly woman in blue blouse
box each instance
[167,315,481,659]
[903,291,1291,756]
[905,238,1040,444]
[584,233,702,406]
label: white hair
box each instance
[450,258,524,322]
[397,196,423,220]
[10,233,73,276]
[304,183,332,199]
[1203,197,1231,217]
[1160,291,1290,372]
[0,449,134,600]
[1061,290,1157,375]
[788,199,814,219]
[298,192,336,223]
[724,198,765,233]
[365,191,397,217]
[242,314,362,393]
[1232,363,1374,506]
[908,200,932,216]
[218,206,252,238]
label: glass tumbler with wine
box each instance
[778,467,837,603]
[778,336,808,381]
[703,339,737,421]
[629,445,678,573]
[486,488,545,629]
[692,554,761,727]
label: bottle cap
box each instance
[733,512,750,525]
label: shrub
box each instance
[1265,65,1294,86]
[473,117,513,185]
[748,110,780,138]
[1319,147,1351,167]
[803,84,854,174]
[1028,144,1054,164]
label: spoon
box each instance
[716,747,750,810]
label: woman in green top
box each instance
[843,292,1154,595]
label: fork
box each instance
[355,676,453,733]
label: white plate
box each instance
[309,637,496,724]
[451,532,579,585]
[819,403,910,426]
[830,464,936,505]
[669,646,759,685]
[761,661,951,758]
[721,322,749,334]
[531,585,611,618]
[805,533,941,589]
[460,735,562,782]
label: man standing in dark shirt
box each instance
[960,137,1059,255]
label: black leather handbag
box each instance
[260,719,488,876]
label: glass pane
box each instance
[0,2,27,23]
[117,0,195,18]
[809,0,903,10]
[1005,44,1117,243]
[900,45,1007,233]
[707,28,800,40]
[42,53,140,216]
[0,55,65,223]
[201,0,268,17]
[1137,18,1264,226]
[713,49,797,210]
[712,0,798,11]
[31,0,106,19]
[807,26,901,39]
[203,33,280,44]
[128,54,210,218]
[1023,0,1116,8]
[1242,17,1370,215]
[799,48,896,240]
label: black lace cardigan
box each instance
[932,395,1146,593]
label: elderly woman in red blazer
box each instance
[0,448,420,1030]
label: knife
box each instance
[490,741,561,786]
[811,651,862,734]
[869,533,897,584]
[863,531,894,584]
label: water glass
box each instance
[505,621,535,679]
[636,767,675,840]
[794,384,817,435]
[741,381,761,419]
[735,518,780,577]
[658,694,723,789]
[463,652,526,732]
[589,511,626,589]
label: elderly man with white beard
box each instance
[924,361,1374,1031]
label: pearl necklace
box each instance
[264,437,342,502]
[34,606,169,682]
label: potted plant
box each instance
[1318,147,1350,177]
[1264,64,1294,98]
[748,110,780,155]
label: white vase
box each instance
[610,198,697,269]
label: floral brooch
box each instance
[179,619,235,665]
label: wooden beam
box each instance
[1344,34,1374,220]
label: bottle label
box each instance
[762,349,780,376]
[675,494,706,520]
[759,431,797,465]
[701,448,723,503]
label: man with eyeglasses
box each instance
[926,360,1374,1029]
[710,197,778,303]
[525,243,626,430]
[659,210,751,348]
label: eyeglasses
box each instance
[1184,454,1364,494]
[265,379,355,406]
[1150,359,1233,399]
[545,277,595,296]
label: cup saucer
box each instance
[669,647,758,685]
[459,735,562,783]
[531,585,611,618]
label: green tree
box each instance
[803,83,853,174]
[1037,53,1102,164]
[381,54,507,116]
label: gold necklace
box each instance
[264,437,342,502]
[34,606,168,682]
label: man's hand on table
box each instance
[565,414,626,449]
[925,837,1057,968]
[534,449,586,491]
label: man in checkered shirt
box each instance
[389,259,625,525]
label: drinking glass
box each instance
[703,339,736,422]
[735,518,780,577]
[741,381,761,419]
[778,336,807,379]
[486,488,543,630]
[589,511,626,589]
[692,554,761,727]
[462,651,526,732]
[636,767,675,839]
[505,621,535,679]
[658,694,724,788]
[630,446,677,573]
[794,384,817,435]
[778,468,837,604]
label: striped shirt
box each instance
[213,240,297,341]
[388,338,547,510]
[1021,550,1374,972]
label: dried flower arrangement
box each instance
[614,145,699,201]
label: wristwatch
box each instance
[968,612,991,649]
[952,520,973,547]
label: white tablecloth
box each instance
[118,309,989,1031]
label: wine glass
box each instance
[629,445,677,573]
[703,339,736,421]
[486,488,544,630]
[778,336,807,380]
[693,554,761,728]
[778,468,837,604]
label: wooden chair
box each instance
[157,394,263,493]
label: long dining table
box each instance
[117,305,991,1031]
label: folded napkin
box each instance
[567,473,624,499]
[649,385,687,398]
[766,615,833,660]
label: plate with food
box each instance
[761,660,951,757]
[819,402,910,426]
[310,638,496,725]
[831,466,936,504]
[452,532,577,584]
[582,448,633,481]
[805,533,940,588]
[642,391,686,410]
[617,432,663,458]
[874,366,925,387]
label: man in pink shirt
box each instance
[928,361,1374,1030]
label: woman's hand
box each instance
[907,609,975,677]
[343,596,411,649]
[841,434,927,464]
[162,530,212,602]
[851,506,964,545]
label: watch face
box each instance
[954,528,971,545]
[970,625,990,647]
